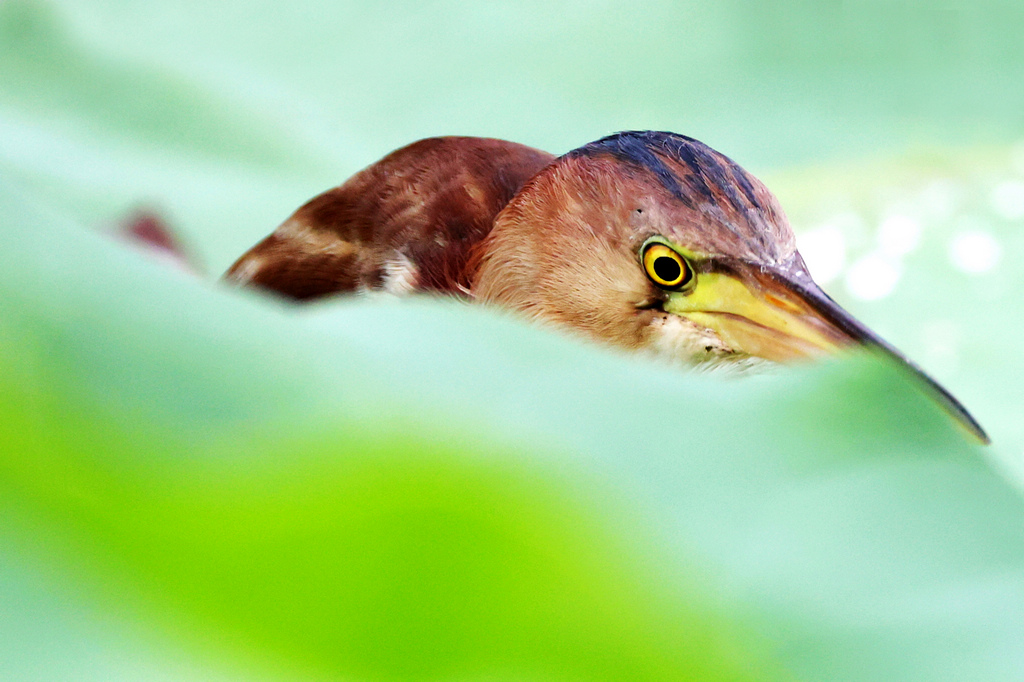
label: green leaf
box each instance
[2,1,1024,679]
[3,159,1024,680]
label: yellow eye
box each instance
[642,243,692,289]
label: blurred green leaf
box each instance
[3,159,1024,680]
[2,1,1024,680]
[0,0,316,171]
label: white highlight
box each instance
[877,214,922,258]
[990,180,1024,220]
[797,223,846,285]
[646,315,769,375]
[228,257,263,284]
[382,252,419,294]
[844,253,902,301]
[277,220,355,256]
[948,230,1001,274]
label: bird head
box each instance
[473,131,987,441]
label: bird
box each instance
[225,131,988,443]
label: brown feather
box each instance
[225,137,554,299]
[472,133,797,349]
[220,131,988,443]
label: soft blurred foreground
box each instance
[2,1,1024,680]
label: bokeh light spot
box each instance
[844,253,901,301]
[948,229,1001,274]
[877,214,922,258]
[797,223,847,284]
[990,180,1024,220]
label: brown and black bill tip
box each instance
[784,277,990,445]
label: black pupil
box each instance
[653,256,682,283]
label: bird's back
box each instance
[225,137,554,299]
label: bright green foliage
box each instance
[2,1,1024,680]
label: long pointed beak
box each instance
[664,268,990,444]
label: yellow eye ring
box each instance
[642,243,692,289]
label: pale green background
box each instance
[2,2,1024,680]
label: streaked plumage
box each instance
[226,131,988,443]
[226,136,553,297]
